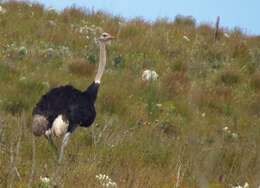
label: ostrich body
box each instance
[32,32,114,163]
[32,83,98,134]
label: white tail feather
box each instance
[52,115,69,137]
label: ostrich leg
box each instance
[58,132,71,164]
[45,130,58,156]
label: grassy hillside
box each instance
[1,1,260,187]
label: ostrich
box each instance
[32,32,115,163]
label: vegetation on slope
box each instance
[0,1,260,187]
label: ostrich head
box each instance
[98,32,115,43]
[32,115,49,136]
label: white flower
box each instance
[19,76,26,81]
[0,6,7,14]
[44,48,55,58]
[48,20,56,27]
[183,35,190,42]
[96,174,117,188]
[47,6,55,12]
[223,126,229,131]
[156,103,162,108]
[40,176,50,184]
[244,182,249,188]
[142,69,159,81]
[224,33,230,38]
[18,46,28,56]
[233,185,242,188]
[232,182,249,188]
[232,133,239,139]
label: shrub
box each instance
[87,53,97,64]
[191,86,233,115]
[174,15,196,27]
[162,72,189,98]
[251,72,260,90]
[18,46,27,57]
[232,42,250,61]
[0,63,16,81]
[67,57,96,76]
[42,48,56,59]
[247,48,260,73]
[18,78,47,96]
[99,95,118,114]
[1,96,29,115]
[197,24,215,40]
[249,95,260,116]
[215,85,232,101]
[220,69,241,86]
[61,7,86,23]
[112,55,124,67]
[170,58,187,72]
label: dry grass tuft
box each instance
[67,57,96,76]
[251,72,260,90]
[174,15,196,27]
[162,72,190,98]
[220,68,241,86]
[249,94,260,116]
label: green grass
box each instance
[0,1,260,187]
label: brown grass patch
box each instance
[220,68,241,86]
[163,72,189,98]
[67,57,96,76]
[251,72,260,90]
[249,94,260,116]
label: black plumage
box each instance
[32,82,99,133]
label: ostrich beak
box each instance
[108,35,116,40]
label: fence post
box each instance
[214,16,220,41]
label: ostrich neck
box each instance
[94,42,106,84]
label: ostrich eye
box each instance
[102,33,108,37]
